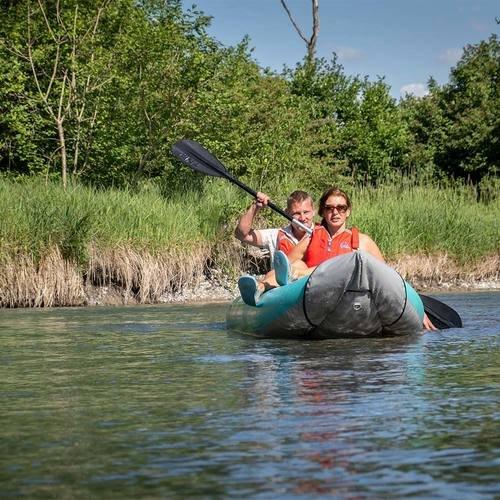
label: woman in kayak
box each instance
[239,187,382,304]
[240,186,436,330]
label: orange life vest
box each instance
[276,227,298,255]
[304,225,360,267]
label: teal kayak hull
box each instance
[227,251,424,339]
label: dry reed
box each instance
[0,244,217,307]
[391,253,500,288]
[0,248,84,307]
[87,244,211,303]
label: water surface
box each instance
[1,292,499,498]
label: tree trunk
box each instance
[56,119,67,189]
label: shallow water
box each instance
[1,292,499,498]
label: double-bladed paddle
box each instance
[171,139,463,330]
[171,139,312,235]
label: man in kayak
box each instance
[274,186,383,283]
[235,190,315,306]
[234,190,315,263]
[240,186,382,297]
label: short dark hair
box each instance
[286,190,313,210]
[318,187,351,218]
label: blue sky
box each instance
[182,0,499,99]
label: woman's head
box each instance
[318,187,351,218]
[318,187,352,233]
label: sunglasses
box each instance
[323,204,348,214]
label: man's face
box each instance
[288,199,315,231]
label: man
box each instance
[234,190,315,263]
[234,190,315,306]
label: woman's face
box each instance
[322,195,350,231]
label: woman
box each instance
[240,187,380,301]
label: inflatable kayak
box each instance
[227,251,425,339]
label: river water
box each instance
[1,292,499,498]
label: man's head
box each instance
[286,190,315,236]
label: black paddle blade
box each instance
[171,139,228,178]
[420,294,463,329]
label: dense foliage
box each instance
[0,1,498,193]
[400,35,500,188]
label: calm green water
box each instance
[1,292,499,498]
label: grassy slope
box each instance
[0,177,498,306]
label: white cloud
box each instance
[336,47,364,61]
[400,83,428,98]
[438,48,462,65]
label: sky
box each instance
[181,0,499,99]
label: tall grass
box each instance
[0,176,498,307]
[235,176,499,263]
[350,183,499,262]
[0,178,244,260]
[0,178,245,306]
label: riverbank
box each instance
[84,274,500,307]
[82,252,500,307]
[1,247,498,308]
[1,178,498,307]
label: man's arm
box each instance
[234,192,269,248]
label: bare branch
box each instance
[4,44,30,62]
[280,0,309,45]
[309,0,319,59]
[280,0,320,61]
[45,42,61,101]
[57,70,68,120]
[82,0,111,42]
[70,4,78,95]
[36,0,57,42]
[27,6,55,119]
[55,0,65,34]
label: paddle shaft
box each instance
[206,165,312,235]
[173,140,312,235]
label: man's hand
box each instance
[255,192,270,209]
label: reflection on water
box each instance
[0,292,499,498]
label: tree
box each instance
[286,58,412,184]
[0,0,225,188]
[400,35,499,184]
[3,0,120,187]
[436,35,499,183]
[280,0,319,63]
[342,78,411,183]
